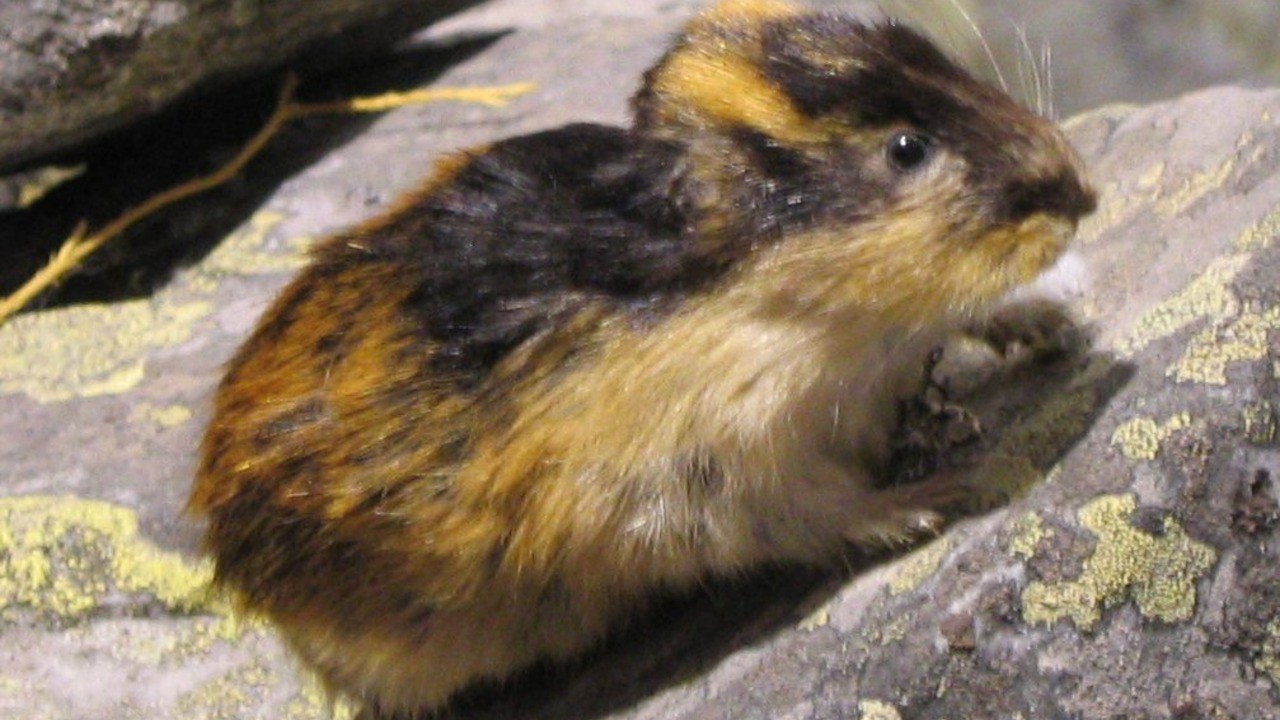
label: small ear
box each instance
[631,0,825,145]
[685,0,798,30]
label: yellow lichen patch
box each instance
[175,651,357,720]
[1156,154,1236,217]
[1256,619,1280,688]
[867,614,910,645]
[284,676,357,720]
[797,600,832,632]
[0,297,210,403]
[1109,412,1192,460]
[1236,205,1280,251]
[1242,401,1278,446]
[1021,495,1216,631]
[1136,162,1166,190]
[0,496,217,623]
[130,403,193,429]
[111,613,251,667]
[1118,254,1249,355]
[858,699,903,720]
[888,537,949,596]
[1008,512,1053,560]
[195,210,312,278]
[174,658,274,720]
[1075,160,1161,245]
[1169,305,1280,385]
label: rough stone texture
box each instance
[5,0,1279,183]
[5,0,1274,190]
[0,0,479,173]
[433,0,1280,117]
[2,4,1280,720]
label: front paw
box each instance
[972,298,1087,363]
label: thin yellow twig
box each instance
[0,75,535,326]
[297,83,537,115]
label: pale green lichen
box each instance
[0,496,217,623]
[0,207,312,404]
[1236,205,1280,251]
[283,684,332,720]
[1136,162,1166,190]
[1008,512,1053,560]
[129,403,193,429]
[888,537,950,596]
[111,614,253,667]
[1022,495,1216,631]
[858,700,903,720]
[174,658,273,720]
[1110,412,1191,460]
[1170,305,1280,385]
[1242,401,1279,446]
[0,298,210,403]
[284,678,357,720]
[1156,153,1237,217]
[1118,254,1249,356]
[797,600,832,632]
[1256,620,1280,688]
[867,614,911,645]
[195,210,312,278]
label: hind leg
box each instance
[842,469,972,546]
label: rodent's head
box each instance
[633,0,1096,325]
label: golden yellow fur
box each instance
[189,1,1096,716]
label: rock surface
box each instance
[2,4,1280,720]
[0,0,478,173]
[4,0,1278,188]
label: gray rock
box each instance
[0,0,480,174]
[971,0,1280,116]
[1,5,1279,720]
[434,0,1280,116]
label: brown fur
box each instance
[189,0,1096,715]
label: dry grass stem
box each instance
[0,75,535,326]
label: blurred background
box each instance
[432,0,1280,116]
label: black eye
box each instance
[886,132,934,171]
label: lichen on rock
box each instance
[1021,494,1217,631]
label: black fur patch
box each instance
[1000,173,1098,223]
[760,18,970,125]
[315,124,737,386]
[758,17,1094,229]
[726,126,828,235]
[294,17,1094,394]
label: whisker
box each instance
[1042,39,1056,119]
[944,0,1007,93]
[1012,23,1037,112]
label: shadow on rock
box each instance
[0,31,508,310]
